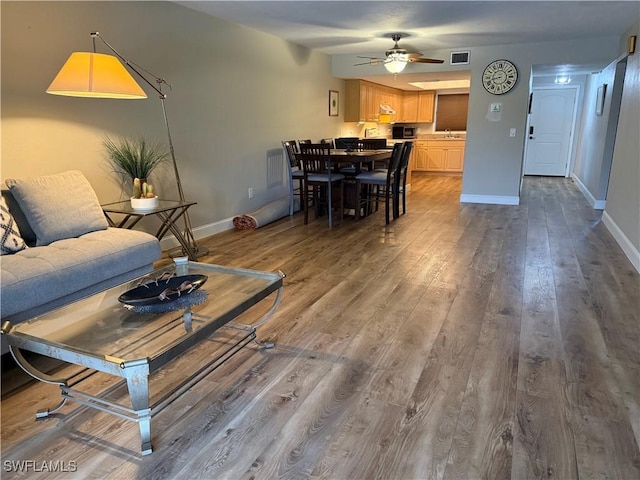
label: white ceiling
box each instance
[177,1,639,87]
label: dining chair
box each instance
[360,139,389,169]
[338,140,364,175]
[320,138,335,148]
[359,139,383,150]
[394,141,414,219]
[298,143,345,227]
[282,140,304,216]
[354,142,403,224]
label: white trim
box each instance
[572,174,606,210]
[459,194,520,205]
[159,217,234,251]
[602,211,640,273]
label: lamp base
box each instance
[168,244,209,260]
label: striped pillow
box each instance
[1,194,27,254]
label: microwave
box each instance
[392,126,416,139]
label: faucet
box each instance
[444,128,458,139]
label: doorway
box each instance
[523,87,578,176]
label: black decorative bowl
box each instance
[118,274,208,307]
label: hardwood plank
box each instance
[2,175,638,480]
[444,199,527,479]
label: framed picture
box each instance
[329,90,339,116]
[595,84,607,116]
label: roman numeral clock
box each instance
[482,59,518,95]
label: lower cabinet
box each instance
[414,142,429,171]
[413,140,465,173]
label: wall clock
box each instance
[482,59,518,95]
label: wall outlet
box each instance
[510,128,517,137]
[248,187,254,199]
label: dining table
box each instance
[295,147,393,223]
[328,149,392,219]
[328,148,391,174]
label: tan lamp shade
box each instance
[46,52,147,99]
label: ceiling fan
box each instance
[355,34,444,73]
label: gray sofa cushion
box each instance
[0,227,161,319]
[1,195,27,254]
[5,170,108,246]
[0,189,35,246]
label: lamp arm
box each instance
[90,32,202,257]
[91,32,168,99]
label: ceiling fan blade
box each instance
[408,57,445,64]
[354,60,381,66]
[357,56,385,60]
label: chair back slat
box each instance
[282,140,299,168]
[386,143,404,182]
[359,139,383,151]
[298,143,333,175]
[397,141,413,178]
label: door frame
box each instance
[523,84,581,177]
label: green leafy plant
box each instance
[103,136,168,198]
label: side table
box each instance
[102,199,198,260]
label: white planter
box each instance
[130,196,159,210]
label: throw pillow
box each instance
[0,194,27,254]
[5,170,108,246]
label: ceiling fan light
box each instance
[384,53,408,74]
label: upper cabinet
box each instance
[345,80,435,124]
[345,80,379,122]
[399,91,434,123]
[417,91,435,123]
[400,92,419,123]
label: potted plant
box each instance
[103,136,168,210]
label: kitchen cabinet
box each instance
[417,91,435,123]
[378,86,400,122]
[413,141,429,171]
[346,80,374,122]
[413,140,465,173]
[346,80,416,123]
[400,92,419,122]
[396,91,434,123]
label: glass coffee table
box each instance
[1,260,284,455]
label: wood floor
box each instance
[2,174,639,479]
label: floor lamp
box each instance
[46,32,207,259]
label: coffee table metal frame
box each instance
[1,261,284,455]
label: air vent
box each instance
[450,51,470,65]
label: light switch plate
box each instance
[510,128,517,137]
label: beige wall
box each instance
[1,1,344,240]
[572,63,618,203]
[603,21,640,271]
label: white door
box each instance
[524,88,577,176]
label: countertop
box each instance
[386,134,466,143]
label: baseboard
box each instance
[159,217,235,251]
[572,174,606,210]
[459,194,520,205]
[602,211,640,273]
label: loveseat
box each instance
[1,170,162,352]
